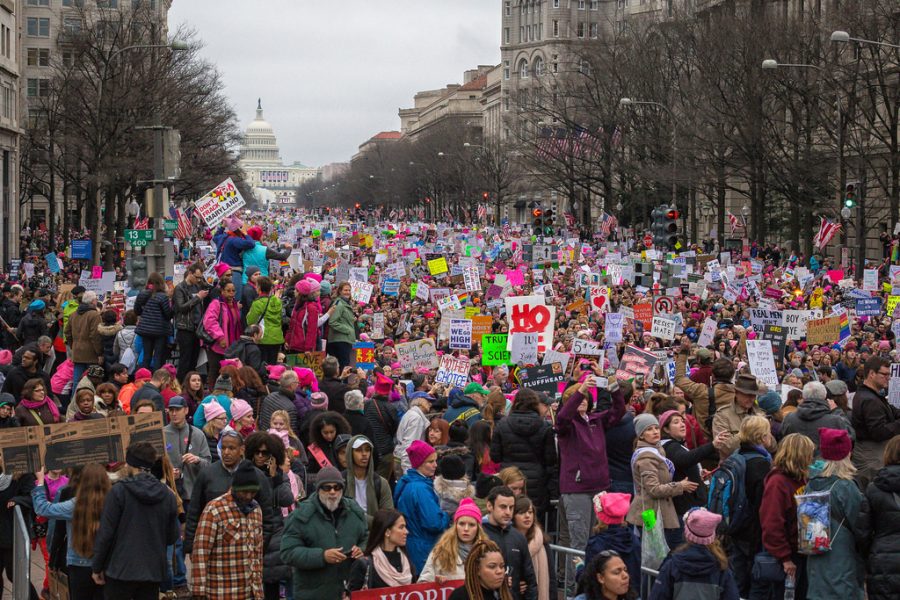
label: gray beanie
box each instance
[316,466,345,489]
[633,413,660,440]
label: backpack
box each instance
[707,449,769,534]
[119,331,138,373]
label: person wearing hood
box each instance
[394,394,433,474]
[224,324,267,383]
[782,380,855,452]
[241,225,291,282]
[865,435,900,600]
[434,454,474,515]
[0,393,19,427]
[647,508,740,600]
[394,440,451,573]
[190,460,264,600]
[490,388,558,517]
[444,383,487,427]
[343,435,393,526]
[584,492,640,597]
[17,299,49,346]
[90,442,180,598]
[64,290,103,386]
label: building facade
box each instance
[238,99,319,207]
[0,0,18,268]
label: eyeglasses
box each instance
[878,370,891,377]
[320,484,343,492]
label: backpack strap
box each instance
[451,408,480,424]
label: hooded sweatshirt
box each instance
[443,389,482,426]
[584,525,641,596]
[648,544,740,600]
[342,434,393,526]
[781,396,855,450]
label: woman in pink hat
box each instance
[394,440,450,573]
[419,496,487,583]
[584,492,640,597]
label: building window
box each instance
[504,0,511,14]
[580,60,591,75]
[27,78,50,97]
[578,0,586,8]
[553,0,560,6]
[62,50,75,67]
[98,0,119,7]
[577,22,585,37]
[27,18,50,37]
[132,0,157,8]
[534,57,544,76]
[63,18,82,33]
[590,22,599,38]
[26,0,50,6]
[519,59,530,78]
[62,0,85,6]
[552,54,559,72]
[3,86,12,119]
[591,0,599,8]
[503,60,510,80]
[553,20,559,37]
[27,48,50,67]
[519,26,524,42]
[504,27,510,44]
[537,23,542,40]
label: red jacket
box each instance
[759,467,804,561]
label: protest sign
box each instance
[396,339,439,372]
[762,324,788,360]
[746,340,778,388]
[193,178,246,228]
[449,319,473,350]
[350,280,374,304]
[437,294,463,313]
[633,303,653,329]
[482,334,512,366]
[782,310,822,340]
[863,269,879,291]
[428,257,448,275]
[354,342,376,370]
[463,266,481,292]
[589,286,609,313]
[542,349,571,372]
[381,278,400,297]
[284,352,326,380]
[805,316,841,345]
[888,295,900,317]
[78,270,116,294]
[855,297,883,316]
[572,338,603,356]
[351,579,463,600]
[518,363,566,396]
[415,282,430,302]
[651,316,677,341]
[749,309,783,329]
[615,345,657,382]
[604,313,624,344]
[372,313,385,339]
[71,240,92,260]
[471,315,493,342]
[510,332,539,365]
[438,309,465,340]
[698,317,718,347]
[435,354,469,388]
[890,363,900,409]
[505,296,555,355]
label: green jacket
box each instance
[280,495,368,600]
[62,299,79,334]
[246,294,284,345]
[342,434,394,526]
[327,297,357,345]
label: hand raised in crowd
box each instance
[711,431,731,450]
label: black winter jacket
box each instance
[173,280,205,332]
[728,443,772,553]
[661,437,717,516]
[482,521,537,600]
[224,336,266,380]
[852,384,900,442]
[865,464,900,600]
[134,289,173,337]
[364,397,399,457]
[16,311,48,346]
[490,410,558,510]
[0,474,35,550]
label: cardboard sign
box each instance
[519,363,566,396]
[284,352,326,380]
[396,339,438,372]
[651,316,677,341]
[614,345,657,382]
[604,313,624,344]
[0,413,163,474]
[482,334,512,366]
[435,354,469,388]
[510,332,539,365]
[805,316,841,345]
[572,338,603,356]
[449,319,473,350]
[351,580,463,600]
[505,296,556,355]
[471,315,493,342]
[697,317,717,347]
[193,178,246,228]
[746,339,779,388]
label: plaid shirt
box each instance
[192,492,264,600]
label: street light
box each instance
[830,30,900,50]
[619,97,677,208]
[761,59,823,72]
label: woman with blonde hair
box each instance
[753,433,815,600]
[805,428,870,600]
[31,464,111,600]
[447,539,513,600]
[420,498,487,582]
[497,465,527,498]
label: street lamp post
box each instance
[830,30,900,50]
[619,98,677,211]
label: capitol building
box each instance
[238,100,320,206]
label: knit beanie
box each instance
[230,399,253,422]
[310,392,329,410]
[406,440,436,470]
[316,466,345,489]
[683,508,722,545]
[633,413,659,440]
[454,497,483,523]
[757,391,782,415]
[214,263,231,278]
[819,427,852,461]
[203,400,226,422]
[592,492,631,526]
[214,374,233,393]
[374,373,394,396]
[438,454,466,480]
[125,442,157,471]
[231,460,260,492]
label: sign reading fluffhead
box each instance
[193,178,246,228]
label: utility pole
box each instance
[857,172,866,277]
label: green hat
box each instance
[463,382,490,396]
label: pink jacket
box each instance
[51,359,74,395]
[203,298,242,355]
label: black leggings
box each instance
[68,565,104,600]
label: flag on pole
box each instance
[813,217,841,249]
[477,204,487,221]
[727,212,739,235]
[599,212,618,239]
[563,211,576,228]
[133,216,149,230]
[443,207,453,222]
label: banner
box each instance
[519,363,566,396]
[505,296,556,355]
[482,334,512,366]
[746,339,778,388]
[193,178,246,228]
[614,345,657,382]
[396,339,438,372]
[351,580,463,600]
[435,354,469,388]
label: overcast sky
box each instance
[169,1,500,168]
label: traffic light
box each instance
[532,208,544,235]
[543,208,555,234]
[664,209,680,248]
[844,183,856,209]
[482,192,489,201]
[651,205,680,250]
[127,256,148,289]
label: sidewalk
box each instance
[1,545,46,599]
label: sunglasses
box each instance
[255,449,271,457]
[320,484,343,492]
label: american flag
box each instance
[727,212,740,235]
[563,211,576,227]
[417,207,425,221]
[170,206,193,240]
[461,207,470,222]
[443,207,453,222]
[814,217,841,248]
[389,209,397,220]
[599,212,618,239]
[397,208,405,220]
[133,216,149,230]
[477,204,487,221]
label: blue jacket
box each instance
[394,469,450,573]
[648,544,740,600]
[443,390,482,427]
[193,393,233,428]
[242,242,291,282]
[134,290,173,337]
[584,525,641,595]
[31,485,90,568]
[214,230,255,268]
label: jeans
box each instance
[72,362,91,388]
[175,329,200,381]
[103,577,158,600]
[139,334,167,371]
[727,539,755,598]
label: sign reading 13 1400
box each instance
[124,229,155,247]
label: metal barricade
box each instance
[641,566,659,599]
[548,543,584,597]
[12,505,31,600]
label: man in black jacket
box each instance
[852,356,900,489]
[130,368,170,414]
[482,486,537,600]
[173,263,209,381]
[318,356,350,413]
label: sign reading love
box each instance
[590,286,609,313]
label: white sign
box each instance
[783,309,823,340]
[604,313,624,344]
[415,282,430,303]
[77,270,117,294]
[572,338,603,356]
[435,354,469,388]
[463,266,482,292]
[749,309,783,329]
[889,363,900,409]
[589,286,610,313]
[396,339,439,372]
[350,280,374,304]
[193,178,246,228]
[651,316,677,341]
[863,269,879,291]
[746,339,779,389]
[510,332,539,365]
[542,349,571,372]
[504,295,556,355]
[449,319,473,350]
[372,313,385,339]
[437,294,463,313]
[697,317,718,347]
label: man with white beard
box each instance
[280,466,369,600]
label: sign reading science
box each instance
[193,178,246,228]
[351,579,463,599]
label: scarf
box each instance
[527,528,550,600]
[371,546,412,587]
[20,395,59,422]
[458,542,472,564]
[0,474,11,492]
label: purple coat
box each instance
[555,388,626,494]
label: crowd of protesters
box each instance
[0,208,898,600]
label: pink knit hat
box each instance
[658,410,681,430]
[310,392,329,410]
[454,497,483,523]
[203,400,226,422]
[406,440,436,469]
[247,226,263,241]
[683,508,722,545]
[214,263,231,277]
[374,373,393,396]
[267,364,287,381]
[592,492,631,526]
[0,349,11,366]
[294,368,319,392]
[134,368,152,381]
[230,399,253,422]
[306,278,321,294]
[304,272,323,283]
[295,279,312,295]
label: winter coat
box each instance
[242,241,290,281]
[364,396,399,457]
[394,468,451,573]
[163,421,211,502]
[343,434,394,526]
[15,400,60,426]
[674,351,735,437]
[91,473,179,583]
[214,230,255,268]
[394,405,431,471]
[247,294,285,345]
[556,388,625,494]
[852,383,900,443]
[258,386,299,433]
[805,475,870,600]
[2,365,51,402]
[758,468,804,562]
[17,310,48,345]
[727,444,771,552]
[319,376,349,414]
[285,299,321,352]
[326,297,357,345]
[865,464,900,600]
[648,544,740,600]
[98,323,122,372]
[280,495,368,600]
[660,437,717,517]
[134,289,173,337]
[433,476,474,515]
[626,441,683,530]
[605,412,635,491]
[224,336,266,380]
[173,279,205,332]
[491,410,559,511]
[64,303,103,364]
[711,400,765,457]
[781,396,855,450]
[202,297,242,355]
[0,474,35,550]
[113,326,138,365]
[443,389,483,426]
[584,525,641,596]
[482,521,538,600]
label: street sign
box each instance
[124,229,155,247]
[162,219,178,233]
